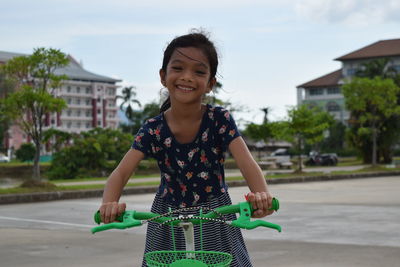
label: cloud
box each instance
[294,0,400,25]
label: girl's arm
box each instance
[229,136,274,218]
[100,148,145,223]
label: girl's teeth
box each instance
[178,86,193,91]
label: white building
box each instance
[0,51,121,154]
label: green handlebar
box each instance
[92,198,281,234]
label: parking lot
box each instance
[0,175,399,266]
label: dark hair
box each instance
[160,31,219,113]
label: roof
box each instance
[0,50,121,84]
[335,38,400,61]
[297,69,342,88]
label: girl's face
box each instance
[160,47,216,106]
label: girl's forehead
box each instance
[169,47,209,68]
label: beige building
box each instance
[297,38,400,124]
[0,51,121,155]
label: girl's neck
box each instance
[168,103,205,122]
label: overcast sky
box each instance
[1,0,400,127]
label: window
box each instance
[67,110,72,116]
[67,86,71,92]
[76,110,81,117]
[86,111,91,117]
[67,98,72,104]
[309,88,323,96]
[327,87,341,95]
[347,68,357,76]
[326,101,341,112]
[86,99,91,105]
[76,87,80,93]
[97,120,102,126]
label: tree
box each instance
[276,105,333,172]
[120,101,160,134]
[42,128,73,153]
[342,77,400,166]
[350,58,400,163]
[117,86,141,122]
[0,48,69,180]
[0,69,17,152]
[355,58,397,79]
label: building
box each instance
[297,38,400,124]
[0,50,121,154]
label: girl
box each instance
[99,31,275,267]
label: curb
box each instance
[1,171,399,205]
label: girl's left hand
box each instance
[245,192,274,218]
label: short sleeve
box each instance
[131,123,153,157]
[216,108,241,150]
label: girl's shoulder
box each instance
[207,104,234,121]
[142,113,164,127]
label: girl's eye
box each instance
[171,66,182,71]
[196,70,206,75]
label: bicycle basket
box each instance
[145,250,232,267]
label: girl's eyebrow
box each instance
[174,49,209,69]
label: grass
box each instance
[1,163,400,195]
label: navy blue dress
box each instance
[132,104,253,267]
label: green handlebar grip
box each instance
[271,198,279,211]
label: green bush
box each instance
[15,143,36,162]
[47,128,133,179]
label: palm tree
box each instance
[116,86,141,122]
[355,58,397,79]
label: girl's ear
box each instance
[207,77,217,93]
[159,69,166,86]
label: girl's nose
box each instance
[180,70,193,82]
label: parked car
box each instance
[0,155,10,163]
[306,151,338,166]
[262,148,293,169]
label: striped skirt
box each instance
[141,192,253,267]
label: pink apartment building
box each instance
[0,50,121,156]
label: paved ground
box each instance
[0,175,399,266]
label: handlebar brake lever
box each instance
[230,200,282,232]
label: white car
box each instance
[0,155,10,163]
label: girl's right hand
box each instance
[99,202,126,224]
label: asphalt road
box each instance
[0,175,399,267]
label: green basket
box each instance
[145,250,232,267]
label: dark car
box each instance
[306,152,338,166]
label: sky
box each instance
[1,0,400,127]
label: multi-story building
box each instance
[0,50,121,154]
[297,38,400,124]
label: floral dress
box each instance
[133,104,253,267]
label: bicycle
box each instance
[92,198,281,267]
